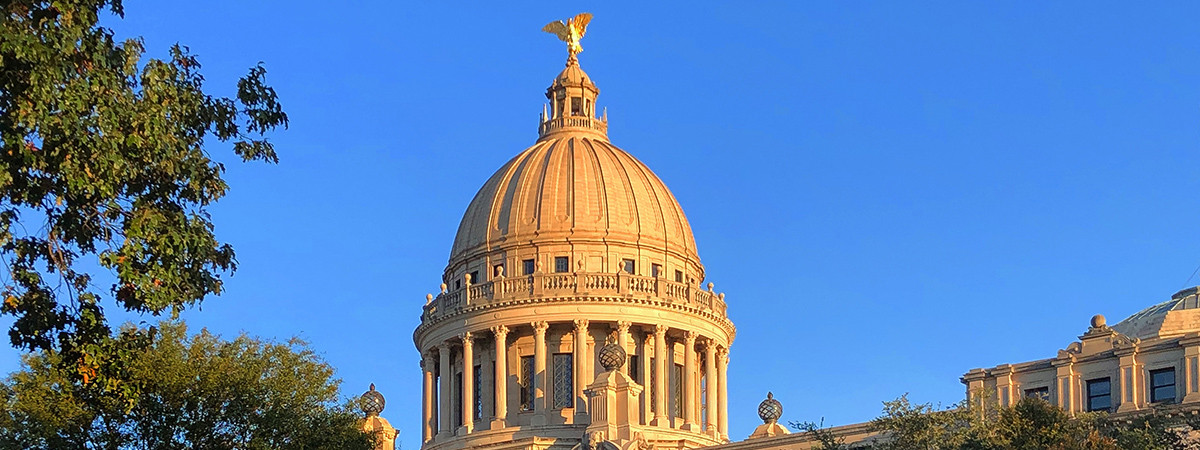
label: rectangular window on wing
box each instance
[1086,378,1111,412]
[1151,368,1176,404]
[523,259,535,275]
[555,256,570,273]
[622,259,636,275]
[1024,386,1050,402]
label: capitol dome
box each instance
[413,28,733,450]
[446,135,703,284]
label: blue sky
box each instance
[4,2,1200,448]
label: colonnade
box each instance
[419,320,730,444]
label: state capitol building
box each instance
[357,16,1200,450]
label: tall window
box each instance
[1024,386,1050,402]
[1086,378,1111,412]
[469,270,479,284]
[621,259,636,274]
[671,363,683,419]
[523,259,535,275]
[520,356,534,411]
[629,355,641,383]
[649,357,657,412]
[454,372,464,426]
[651,264,662,278]
[675,270,683,283]
[1151,368,1176,404]
[473,365,483,420]
[555,256,570,273]
[553,353,574,409]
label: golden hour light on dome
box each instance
[413,13,733,450]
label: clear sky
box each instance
[3,2,1200,448]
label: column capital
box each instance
[532,321,549,333]
[716,345,729,359]
[462,331,474,348]
[438,341,452,351]
[654,324,669,336]
[616,320,632,333]
[490,325,509,338]
[574,318,590,330]
[684,330,698,344]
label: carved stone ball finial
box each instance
[598,339,627,371]
[758,392,782,424]
[440,283,447,294]
[707,282,715,291]
[425,293,433,304]
[1091,314,1107,329]
[361,383,385,417]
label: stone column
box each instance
[459,332,474,435]
[491,326,509,428]
[641,334,653,425]
[574,319,591,422]
[438,342,453,438]
[1183,334,1200,403]
[718,348,729,440]
[532,321,549,427]
[1053,358,1076,416]
[652,324,669,427]
[682,331,700,431]
[704,340,718,435]
[617,321,632,376]
[1115,346,1140,412]
[422,351,436,442]
[994,365,1014,408]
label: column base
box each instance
[1185,393,1200,404]
[532,413,548,427]
[490,418,507,429]
[650,415,669,427]
[574,412,591,425]
[456,425,473,436]
[681,423,702,432]
[436,431,452,441]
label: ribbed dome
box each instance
[447,135,702,280]
[551,58,596,90]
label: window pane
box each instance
[474,365,482,419]
[671,364,683,418]
[553,353,573,409]
[523,259,535,275]
[629,355,640,383]
[520,356,534,411]
[1087,378,1111,412]
[649,357,657,412]
[555,257,569,273]
[675,270,683,283]
[1151,368,1175,403]
[455,372,464,426]
[622,259,635,274]
[652,264,662,278]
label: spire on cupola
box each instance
[538,13,608,141]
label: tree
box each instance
[0,321,377,450]
[867,395,1200,450]
[0,0,286,401]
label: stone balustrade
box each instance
[538,115,608,136]
[422,271,728,322]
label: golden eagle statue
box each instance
[542,13,593,57]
